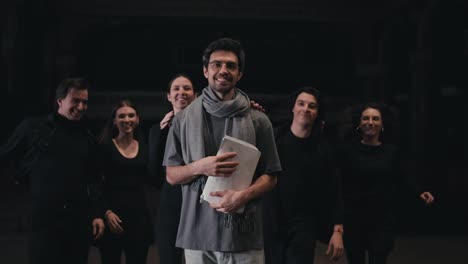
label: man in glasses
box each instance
[163,38,281,264]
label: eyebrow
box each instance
[72,98,88,102]
[211,60,237,63]
[297,100,317,105]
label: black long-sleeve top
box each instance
[338,141,420,219]
[272,123,344,228]
[99,140,150,212]
[0,113,100,216]
[97,139,153,243]
[147,124,182,211]
[147,124,169,190]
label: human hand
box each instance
[326,231,344,261]
[194,152,239,177]
[420,191,435,205]
[92,218,105,240]
[209,189,247,214]
[105,210,124,234]
[160,111,175,129]
[250,100,265,112]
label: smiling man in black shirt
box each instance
[264,86,344,264]
[0,78,105,264]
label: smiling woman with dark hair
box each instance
[97,99,153,264]
[148,73,197,264]
[338,102,435,264]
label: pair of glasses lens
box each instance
[208,61,239,71]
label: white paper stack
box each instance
[201,135,261,213]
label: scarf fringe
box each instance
[222,209,255,233]
[189,175,207,193]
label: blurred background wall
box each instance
[1,0,466,239]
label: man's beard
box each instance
[210,73,235,95]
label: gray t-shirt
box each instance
[163,108,281,252]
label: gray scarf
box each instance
[177,87,257,231]
[178,86,256,166]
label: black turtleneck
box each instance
[1,112,99,213]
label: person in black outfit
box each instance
[148,74,197,264]
[0,78,105,264]
[97,99,153,264]
[264,87,344,264]
[338,102,435,264]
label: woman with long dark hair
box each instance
[98,99,153,264]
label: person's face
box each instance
[113,106,139,135]
[167,76,196,112]
[57,88,88,121]
[359,107,383,138]
[203,50,242,95]
[292,92,318,127]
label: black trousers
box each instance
[99,209,152,264]
[268,222,317,264]
[344,214,394,264]
[156,183,183,264]
[99,232,150,264]
[29,207,91,264]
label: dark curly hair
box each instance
[202,38,246,73]
[352,102,396,143]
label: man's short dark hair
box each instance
[55,78,90,101]
[202,38,246,73]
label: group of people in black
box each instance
[263,87,434,264]
[1,37,434,264]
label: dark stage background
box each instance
[0,0,467,262]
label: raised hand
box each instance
[160,111,175,129]
[250,100,265,112]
